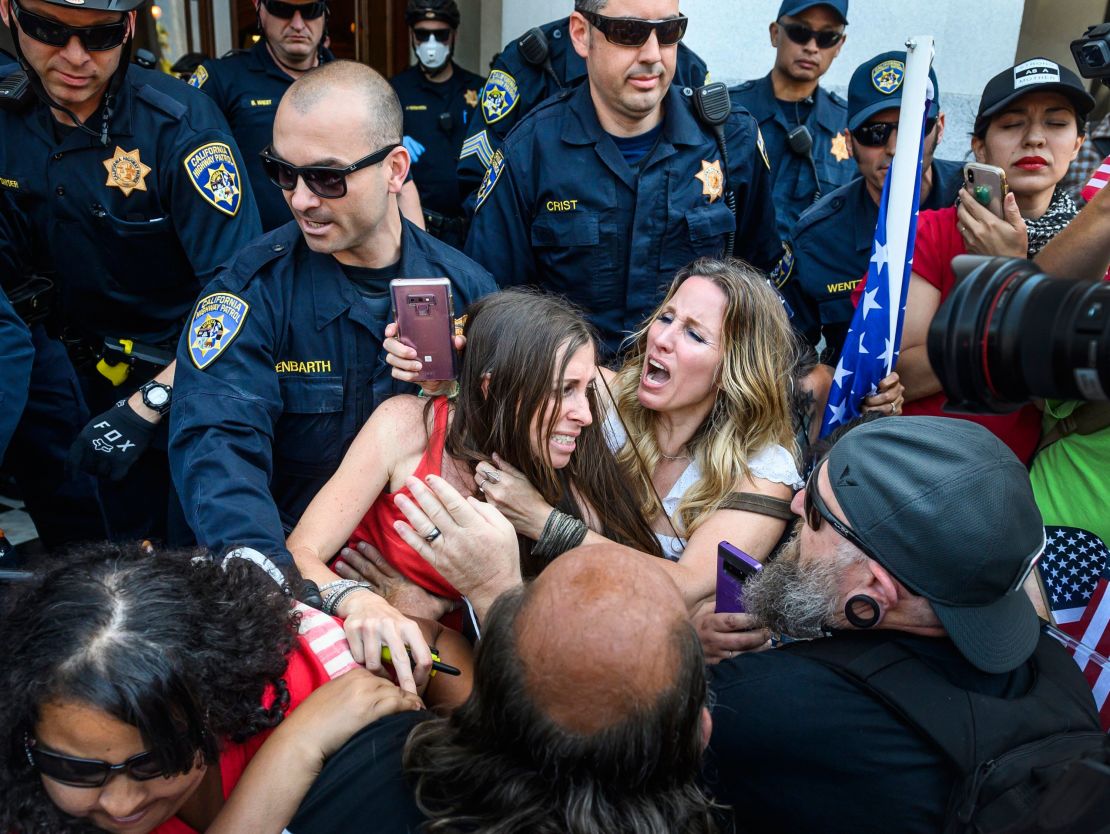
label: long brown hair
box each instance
[613,258,797,540]
[445,290,662,562]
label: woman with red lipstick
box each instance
[286,290,660,642]
[896,58,1094,463]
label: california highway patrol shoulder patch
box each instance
[189,292,250,370]
[771,243,795,288]
[474,150,505,211]
[481,70,519,124]
[184,142,242,216]
[188,65,208,88]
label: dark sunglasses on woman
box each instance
[259,144,400,199]
[579,10,688,47]
[25,735,166,788]
[778,21,845,50]
[10,0,128,51]
[851,117,938,148]
[261,0,328,21]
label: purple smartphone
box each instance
[715,541,763,614]
[390,278,457,381]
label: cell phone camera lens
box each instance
[968,170,975,181]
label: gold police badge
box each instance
[695,159,724,203]
[830,132,849,162]
[103,146,151,197]
[464,88,478,108]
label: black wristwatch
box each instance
[139,380,173,415]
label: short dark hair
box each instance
[403,585,719,833]
[574,0,610,15]
[0,543,298,834]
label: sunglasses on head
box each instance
[260,144,400,199]
[579,10,688,47]
[803,462,881,562]
[778,20,845,50]
[261,0,328,21]
[851,117,938,148]
[25,735,166,788]
[10,0,128,51]
[412,27,451,42]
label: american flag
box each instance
[1081,155,1110,203]
[1040,527,1110,731]
[820,104,928,435]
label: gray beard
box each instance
[743,529,845,639]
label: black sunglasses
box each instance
[25,735,166,788]
[261,0,328,21]
[260,144,400,198]
[803,462,881,562]
[851,117,938,148]
[579,10,688,47]
[10,0,128,51]
[778,21,845,50]
[412,27,452,42]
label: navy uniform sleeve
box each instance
[187,61,226,109]
[462,150,538,290]
[169,270,291,565]
[725,110,782,272]
[167,106,263,286]
[776,235,821,346]
[0,285,32,458]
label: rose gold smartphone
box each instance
[963,163,1009,218]
[390,278,457,381]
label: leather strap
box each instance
[718,492,794,520]
[1035,402,1110,455]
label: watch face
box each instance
[146,386,170,407]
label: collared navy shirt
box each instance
[464,82,781,359]
[170,217,497,566]
[0,65,262,346]
[0,285,32,457]
[779,158,964,361]
[190,42,335,231]
[730,73,854,240]
[390,62,484,218]
[456,15,710,209]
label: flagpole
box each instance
[883,35,935,374]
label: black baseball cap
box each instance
[848,50,940,131]
[824,417,1045,674]
[777,0,848,24]
[974,57,1095,136]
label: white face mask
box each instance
[415,34,450,70]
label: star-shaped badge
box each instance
[830,133,850,162]
[103,146,151,197]
[464,88,478,108]
[694,158,724,203]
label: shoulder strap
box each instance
[718,492,794,520]
[1035,402,1110,455]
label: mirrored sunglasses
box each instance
[579,10,688,47]
[11,0,128,51]
[851,117,938,148]
[779,21,845,50]
[260,144,400,199]
[261,0,327,21]
[25,736,166,788]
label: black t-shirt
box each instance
[776,96,814,132]
[288,710,428,833]
[340,260,401,322]
[609,122,664,167]
[704,632,1034,834]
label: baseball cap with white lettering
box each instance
[974,57,1094,136]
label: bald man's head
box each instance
[515,544,690,734]
[280,59,402,149]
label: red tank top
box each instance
[347,397,460,600]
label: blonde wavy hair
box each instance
[612,258,798,541]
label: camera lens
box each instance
[967,169,975,182]
[927,256,1110,412]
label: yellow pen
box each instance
[380,646,461,677]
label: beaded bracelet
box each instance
[323,584,376,617]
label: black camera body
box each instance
[927,256,1109,414]
[1071,23,1110,83]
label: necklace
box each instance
[658,449,690,462]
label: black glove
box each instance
[67,401,157,482]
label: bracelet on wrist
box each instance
[323,584,376,617]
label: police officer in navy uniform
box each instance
[456,5,710,209]
[390,0,483,249]
[0,0,262,545]
[189,0,333,231]
[0,285,32,460]
[464,0,780,360]
[170,62,495,567]
[779,51,962,362]
[730,0,853,240]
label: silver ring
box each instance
[424,527,441,543]
[890,402,896,415]
[477,483,485,494]
[482,469,501,484]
